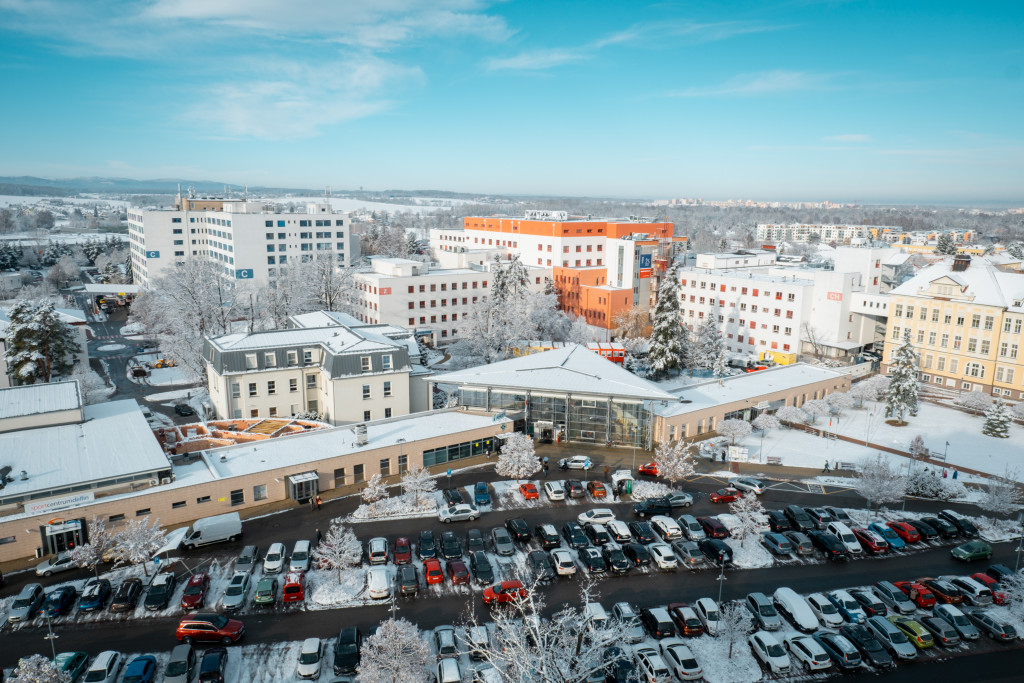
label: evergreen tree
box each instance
[647,262,685,377]
[0,241,20,269]
[3,300,79,384]
[982,398,1012,438]
[1007,242,1024,260]
[694,316,725,371]
[935,232,958,255]
[884,330,920,424]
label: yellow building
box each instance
[883,255,1024,398]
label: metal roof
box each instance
[0,380,81,420]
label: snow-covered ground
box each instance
[96,343,126,351]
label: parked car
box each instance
[783,530,813,555]
[748,631,790,674]
[934,603,980,640]
[289,540,312,572]
[633,498,673,518]
[694,598,720,636]
[942,575,994,605]
[606,519,632,543]
[622,542,652,567]
[144,571,177,611]
[893,581,936,608]
[746,592,783,631]
[660,638,703,680]
[783,505,815,532]
[766,510,792,533]
[220,572,251,612]
[438,531,462,560]
[628,520,657,544]
[394,536,412,564]
[919,615,962,647]
[561,522,589,550]
[174,403,195,416]
[469,551,494,584]
[602,546,631,574]
[729,477,766,494]
[443,488,465,506]
[580,547,607,574]
[824,506,853,524]
[263,543,287,573]
[986,563,1017,582]
[889,615,934,649]
[198,647,228,683]
[122,655,157,683]
[874,580,916,614]
[709,488,741,504]
[235,545,260,574]
[612,602,646,643]
[697,538,733,565]
[634,646,673,682]
[565,480,586,499]
[697,517,729,539]
[803,507,833,529]
[110,578,143,613]
[41,586,77,617]
[175,613,245,644]
[423,558,444,585]
[938,509,980,538]
[519,482,539,500]
[544,480,566,500]
[296,638,323,680]
[808,530,850,561]
[868,522,905,550]
[534,523,560,550]
[164,644,196,683]
[828,589,867,624]
[677,514,705,541]
[966,609,1018,641]
[79,578,112,612]
[850,589,887,618]
[852,526,890,554]
[640,607,677,639]
[807,592,844,628]
[551,548,577,576]
[972,572,1010,604]
[772,586,819,632]
[482,580,527,605]
[439,503,480,523]
[906,518,939,541]
[825,521,862,554]
[82,651,124,683]
[887,521,921,544]
[587,481,607,498]
[866,615,917,660]
[527,550,556,583]
[921,515,960,539]
[839,623,893,669]
[585,522,612,546]
[672,540,705,567]
[504,518,531,544]
[951,540,993,561]
[253,577,278,606]
[784,634,832,672]
[490,527,516,556]
[919,577,964,604]
[282,571,305,603]
[812,632,863,671]
[367,566,390,599]
[578,508,617,526]
[35,552,76,577]
[180,572,211,611]
[651,515,683,541]
[649,543,678,570]
[668,603,704,636]
[760,532,794,556]
[435,625,459,659]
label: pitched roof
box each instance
[437,345,676,401]
[208,325,400,355]
[890,256,1024,311]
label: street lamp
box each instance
[716,556,727,604]
[630,425,638,472]
[43,611,59,660]
[864,412,876,447]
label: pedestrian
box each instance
[823,459,831,473]
[612,486,619,501]
[543,462,549,475]
[952,469,959,480]
[309,496,315,511]
[316,495,322,510]
[604,466,610,480]
[315,528,322,545]
[943,469,948,479]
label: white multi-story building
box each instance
[350,257,548,344]
[694,251,778,270]
[202,316,431,426]
[126,196,360,287]
[757,223,891,244]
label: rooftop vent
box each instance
[951,255,971,272]
[355,423,368,446]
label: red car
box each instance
[638,462,661,477]
[423,558,444,585]
[176,613,244,644]
[482,580,527,605]
[282,571,305,603]
[709,488,741,504]
[971,573,1010,605]
[697,516,730,539]
[893,581,936,608]
[886,521,921,543]
[393,537,412,565]
[180,573,210,611]
[587,481,607,498]
[519,483,539,500]
[448,559,471,586]
[852,527,890,554]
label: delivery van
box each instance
[182,512,242,550]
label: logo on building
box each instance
[26,492,95,515]
[639,254,652,268]
[827,292,843,301]
[235,269,254,279]
[145,250,160,259]
[379,287,392,295]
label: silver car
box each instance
[491,527,516,556]
[164,644,196,683]
[220,571,251,612]
[677,514,705,541]
[746,592,783,631]
[866,615,917,660]
[934,604,980,641]
[671,540,705,567]
[8,582,44,623]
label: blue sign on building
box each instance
[235,269,254,279]
[145,250,160,259]
[639,254,652,268]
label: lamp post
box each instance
[716,556,727,604]
[630,425,638,472]
[864,412,876,447]
[43,611,58,660]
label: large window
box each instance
[422,438,493,467]
[459,388,488,409]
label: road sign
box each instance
[446,468,452,477]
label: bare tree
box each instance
[775,406,807,425]
[801,323,827,358]
[955,389,993,416]
[652,439,697,488]
[975,468,1023,522]
[8,654,71,683]
[850,375,889,408]
[311,518,363,582]
[908,434,927,458]
[728,493,766,547]
[361,473,389,505]
[110,516,166,576]
[717,602,751,658]
[495,432,541,482]
[68,516,117,577]
[716,418,752,445]
[802,399,831,425]
[401,466,437,507]
[613,307,650,339]
[826,392,855,415]
[853,453,907,510]
[357,617,431,683]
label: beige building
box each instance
[882,255,1024,398]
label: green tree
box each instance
[3,300,79,384]
[935,232,958,255]
[982,398,1012,438]
[884,330,920,424]
[647,262,686,378]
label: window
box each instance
[917,330,925,343]
[363,384,371,400]
[985,316,994,330]
[1000,342,1009,357]
[303,350,313,365]
[906,306,914,318]
[264,352,277,367]
[361,356,371,372]
[950,359,959,373]
[891,327,900,340]
[398,454,408,474]
[253,485,267,501]
[306,375,317,389]
[196,496,211,504]
[383,381,392,397]
[245,353,257,370]
[932,309,939,322]
[920,308,928,320]
[363,410,371,421]
[967,338,977,352]
[109,514,125,522]
[923,354,933,369]
[937,357,946,371]
[267,381,276,395]
[248,382,257,397]
[136,508,151,516]
[380,459,391,477]
[289,378,298,392]
[928,332,936,345]
[287,351,298,366]
[230,489,245,506]
[333,467,346,484]
[971,314,981,328]
[940,334,949,347]
[382,355,392,371]
[956,316,965,326]
[384,407,392,418]
[894,305,903,317]
[250,409,259,417]
[953,335,961,350]
[231,383,240,398]
[172,501,186,509]
[353,464,365,483]
[981,340,990,354]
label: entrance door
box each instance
[287,472,319,503]
[40,518,89,555]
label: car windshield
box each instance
[890,630,908,644]
[209,614,228,628]
[818,602,837,614]
[12,596,32,609]
[166,660,188,676]
[759,604,777,617]
[766,642,785,657]
[705,609,719,622]
[149,584,168,597]
[951,614,969,626]
[226,584,244,596]
[292,551,307,561]
[299,651,319,664]
[880,528,898,539]
[84,669,108,682]
[45,593,63,606]
[184,584,204,595]
[266,552,281,561]
[337,642,358,655]
[843,599,858,610]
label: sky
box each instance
[0,1,1022,203]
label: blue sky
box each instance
[1,1,1021,203]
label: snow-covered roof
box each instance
[0,380,82,419]
[0,306,88,332]
[290,310,363,329]
[208,325,400,355]
[653,364,847,418]
[890,256,1024,311]
[0,399,168,499]
[206,410,505,479]
[438,345,676,401]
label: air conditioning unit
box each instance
[160,477,172,485]
[148,479,158,487]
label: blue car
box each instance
[78,578,112,612]
[40,586,77,618]
[869,522,905,550]
[474,481,491,506]
[123,654,157,683]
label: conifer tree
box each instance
[935,232,958,256]
[982,398,1012,438]
[3,300,79,384]
[647,262,685,378]
[884,330,920,424]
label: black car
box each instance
[565,480,586,498]
[466,528,486,553]
[905,519,939,540]
[633,497,672,518]
[921,516,959,539]
[627,521,657,544]
[783,505,815,532]
[766,510,792,533]
[602,546,631,574]
[584,523,611,546]
[334,627,362,675]
[417,530,437,560]
[987,564,1016,582]
[110,578,144,612]
[938,510,979,538]
[561,522,589,550]
[603,646,637,683]
[442,488,465,506]
[580,547,607,574]
[174,403,195,416]
[534,524,560,550]
[469,551,494,584]
[697,538,733,565]
[839,623,894,669]
[144,571,177,611]
[850,589,887,617]
[439,531,462,560]
[198,647,228,682]
[528,550,556,583]
[622,543,652,567]
[397,565,419,596]
[505,517,532,544]
[813,632,862,670]
[808,530,850,561]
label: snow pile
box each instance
[973,516,1024,543]
[721,534,774,569]
[350,491,437,522]
[306,567,374,609]
[629,480,673,500]
[97,343,125,351]
[493,480,544,509]
[905,467,971,501]
[693,634,762,683]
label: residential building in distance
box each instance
[882,255,1024,398]
[757,223,884,243]
[350,256,548,344]
[203,315,432,426]
[126,194,360,287]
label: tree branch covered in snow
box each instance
[357,617,431,683]
[311,518,363,582]
[884,331,920,424]
[718,602,751,658]
[652,439,697,487]
[976,468,1023,520]
[3,299,79,384]
[853,453,907,509]
[801,399,830,424]
[647,262,686,378]
[728,493,767,547]
[495,432,541,482]
[850,375,888,408]
[110,516,166,576]
[982,398,1013,438]
[361,473,389,504]
[9,654,71,683]
[775,406,807,425]
[716,418,752,445]
[401,466,437,507]
[68,516,117,577]
[752,413,780,434]
[955,389,993,415]
[826,392,854,415]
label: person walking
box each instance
[309,496,316,511]
[315,528,323,546]
[943,469,948,479]
[823,459,831,473]
[543,462,549,475]
[315,495,322,510]
[612,486,619,501]
[952,469,959,480]
[604,466,610,480]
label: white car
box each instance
[367,566,390,599]
[784,634,832,672]
[729,477,766,494]
[694,597,720,635]
[606,519,632,543]
[438,503,479,523]
[290,540,312,572]
[543,480,566,501]
[748,631,791,674]
[612,602,646,643]
[650,515,683,541]
[577,508,616,526]
[436,658,462,683]
[634,647,672,682]
[35,552,77,576]
[649,542,678,570]
[550,549,577,576]
[296,637,323,679]
[263,542,287,574]
[559,455,593,470]
[806,592,844,628]
[83,651,123,683]
[659,638,703,681]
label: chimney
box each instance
[951,255,971,272]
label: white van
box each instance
[367,567,390,599]
[289,540,311,572]
[182,512,242,550]
[826,522,862,554]
[772,587,819,632]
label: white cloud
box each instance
[672,70,836,97]
[823,134,872,142]
[485,48,589,71]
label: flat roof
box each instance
[0,399,169,499]
[653,364,847,417]
[0,381,81,420]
